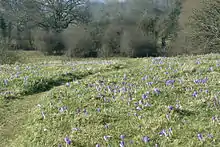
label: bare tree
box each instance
[1,0,90,32]
[35,0,91,32]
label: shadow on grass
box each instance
[23,73,84,95]
[3,63,127,101]
[174,109,196,119]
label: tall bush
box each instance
[62,25,96,57]
[0,41,18,64]
[99,24,122,57]
[120,27,158,57]
[33,29,64,55]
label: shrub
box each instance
[62,24,104,58]
[88,23,104,57]
[99,24,122,57]
[33,29,51,54]
[0,41,18,64]
[33,29,64,55]
[120,27,158,57]
[62,25,93,57]
[120,29,133,57]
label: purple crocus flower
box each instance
[194,79,201,84]
[142,136,150,143]
[139,100,143,105]
[59,106,67,112]
[96,144,101,147]
[142,94,147,99]
[72,128,80,132]
[159,129,167,137]
[119,141,125,147]
[24,76,28,82]
[83,108,88,115]
[64,137,71,145]
[103,135,111,141]
[104,124,109,129]
[123,74,127,80]
[144,102,151,107]
[212,116,216,122]
[138,115,143,119]
[97,108,101,112]
[197,133,203,141]
[202,77,208,84]
[176,103,180,109]
[127,102,131,106]
[3,79,8,86]
[168,106,174,111]
[166,113,170,120]
[134,102,138,107]
[154,88,160,94]
[103,97,107,102]
[15,73,19,78]
[136,106,142,111]
[168,128,172,135]
[192,91,198,97]
[147,82,153,86]
[66,82,70,87]
[41,111,45,119]
[207,134,213,139]
[120,135,125,140]
[166,80,175,86]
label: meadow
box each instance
[0,53,220,147]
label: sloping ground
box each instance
[0,58,127,146]
[0,92,47,147]
[1,54,220,147]
[0,69,126,147]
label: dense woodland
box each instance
[0,0,219,63]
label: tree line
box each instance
[0,0,219,62]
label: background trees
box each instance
[1,0,218,60]
[0,0,90,54]
[188,0,220,54]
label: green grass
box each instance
[0,58,125,101]
[0,53,220,147]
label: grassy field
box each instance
[0,53,220,147]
